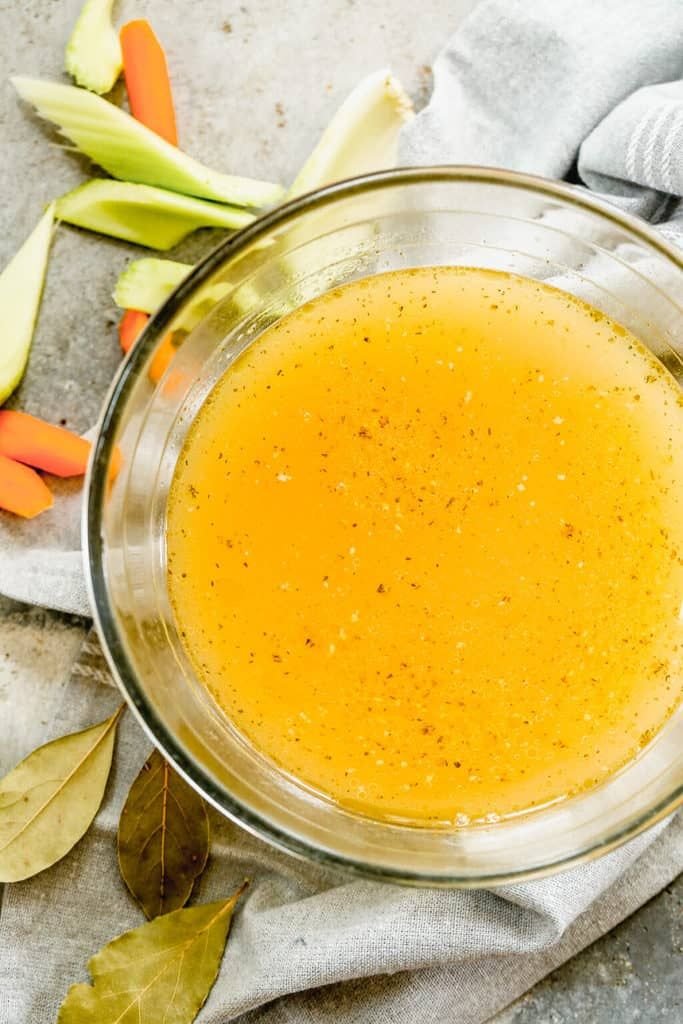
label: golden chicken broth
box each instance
[167,267,683,824]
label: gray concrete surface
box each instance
[0,1,680,1021]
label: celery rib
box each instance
[13,77,284,210]
[289,68,414,197]
[56,180,254,250]
[0,204,56,404]
[65,0,122,95]
[114,259,192,312]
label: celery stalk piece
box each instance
[55,180,254,250]
[114,258,234,333]
[12,77,284,210]
[65,0,122,95]
[0,203,55,404]
[114,259,192,312]
[289,69,414,197]
[113,71,414,324]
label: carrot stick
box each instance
[108,444,123,485]
[0,410,91,477]
[119,20,178,145]
[0,453,53,518]
[148,332,176,383]
[119,308,149,353]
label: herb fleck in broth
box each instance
[166,267,683,824]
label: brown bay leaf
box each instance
[118,748,210,919]
[0,705,123,882]
[58,883,248,1024]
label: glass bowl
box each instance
[85,167,683,886]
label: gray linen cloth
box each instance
[1,1,683,1021]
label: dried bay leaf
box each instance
[0,706,123,882]
[118,749,210,919]
[58,883,248,1024]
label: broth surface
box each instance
[167,268,683,823]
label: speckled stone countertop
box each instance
[0,1,680,1020]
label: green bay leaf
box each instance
[58,884,248,1024]
[0,706,123,882]
[118,749,210,919]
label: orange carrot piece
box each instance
[0,453,53,518]
[106,445,124,496]
[160,366,189,399]
[0,410,91,477]
[119,308,150,353]
[109,445,123,482]
[120,20,178,145]
[148,332,176,384]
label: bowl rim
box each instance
[84,165,683,886]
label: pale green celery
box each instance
[289,68,414,197]
[114,257,253,340]
[12,77,284,210]
[65,0,122,95]
[114,259,192,312]
[55,180,254,250]
[230,71,416,332]
[0,203,55,404]
[112,254,276,338]
[110,71,414,327]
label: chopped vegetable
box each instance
[12,77,283,209]
[289,68,414,197]
[117,262,236,338]
[65,0,122,96]
[118,309,150,353]
[0,410,91,477]
[148,333,177,383]
[114,259,191,312]
[0,453,53,518]
[0,203,55,405]
[107,445,123,489]
[120,20,177,145]
[55,179,254,249]
[111,77,412,322]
